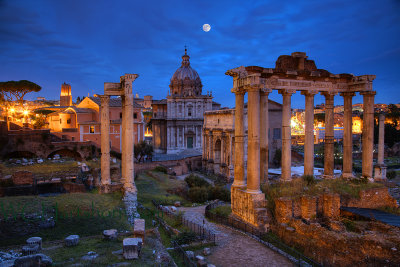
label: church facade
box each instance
[152,49,220,154]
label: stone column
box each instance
[361,91,376,178]
[260,89,271,184]
[233,90,246,187]
[322,92,336,178]
[229,134,234,180]
[247,86,261,193]
[340,92,355,178]
[279,89,295,181]
[377,114,385,165]
[221,135,225,165]
[374,113,387,180]
[100,95,111,192]
[302,91,317,176]
[123,93,136,193]
[121,96,126,183]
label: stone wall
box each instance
[231,187,267,227]
[342,187,398,209]
[135,156,202,176]
[12,171,34,185]
[274,218,400,266]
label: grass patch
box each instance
[209,205,231,219]
[0,160,80,177]
[0,192,131,247]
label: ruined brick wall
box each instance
[12,171,34,185]
[134,156,202,175]
[342,187,398,209]
[274,218,400,266]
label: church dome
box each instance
[170,48,202,97]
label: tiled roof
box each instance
[88,97,144,108]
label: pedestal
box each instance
[374,165,387,181]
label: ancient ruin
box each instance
[100,74,138,193]
[226,52,377,227]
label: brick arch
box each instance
[47,149,82,160]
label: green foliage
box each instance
[188,187,209,203]
[272,148,281,167]
[110,150,121,160]
[302,175,316,186]
[134,141,153,162]
[153,166,167,173]
[387,170,396,180]
[172,231,197,245]
[208,186,230,202]
[185,174,210,188]
[341,218,357,232]
[210,205,231,218]
[0,178,13,187]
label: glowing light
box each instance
[203,24,211,32]
[9,108,15,113]
[144,127,153,137]
[23,110,29,116]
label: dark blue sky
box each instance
[1,0,399,108]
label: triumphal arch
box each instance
[100,73,138,193]
[226,52,376,227]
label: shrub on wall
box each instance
[387,170,396,180]
[188,186,209,203]
[208,186,230,202]
[185,174,210,188]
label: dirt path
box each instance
[179,206,294,267]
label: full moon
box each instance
[203,24,211,32]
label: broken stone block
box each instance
[103,229,118,240]
[174,201,181,207]
[123,238,142,260]
[185,250,194,260]
[170,206,177,212]
[195,255,205,261]
[22,244,40,256]
[81,251,98,261]
[26,237,42,250]
[203,247,211,256]
[14,254,52,267]
[65,235,79,247]
[133,219,145,241]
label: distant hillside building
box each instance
[152,49,220,154]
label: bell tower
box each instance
[60,82,72,106]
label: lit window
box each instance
[67,118,71,124]
[60,119,62,124]
[90,126,95,133]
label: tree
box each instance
[0,80,41,106]
[134,141,153,162]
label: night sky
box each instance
[1,0,399,108]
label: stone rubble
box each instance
[64,235,80,247]
[103,229,118,240]
[123,192,140,225]
[122,238,142,260]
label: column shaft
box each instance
[378,114,385,165]
[280,90,294,181]
[260,91,270,184]
[341,92,355,178]
[247,87,261,193]
[233,91,245,187]
[121,96,126,183]
[302,91,316,176]
[323,92,335,178]
[361,91,376,178]
[123,93,136,192]
[221,136,225,165]
[101,96,111,190]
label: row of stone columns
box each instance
[232,87,377,186]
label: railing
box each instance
[152,200,216,244]
[205,202,322,267]
[172,240,196,267]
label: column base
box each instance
[246,189,262,194]
[374,165,387,181]
[232,181,246,188]
[341,173,354,179]
[231,187,268,228]
[124,184,138,194]
[100,184,111,194]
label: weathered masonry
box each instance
[100,74,138,194]
[226,52,377,227]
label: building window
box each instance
[67,118,71,124]
[154,113,157,118]
[273,128,281,140]
[60,119,62,124]
[179,105,182,114]
[188,107,192,117]
[90,126,95,133]
[120,112,122,119]
[134,113,137,119]
[72,137,75,141]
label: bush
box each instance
[210,205,231,218]
[188,187,209,203]
[387,170,396,180]
[185,174,210,188]
[172,231,197,245]
[208,186,230,202]
[302,175,315,186]
[154,166,167,174]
